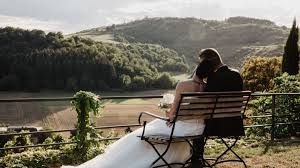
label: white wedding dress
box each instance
[62,119,205,168]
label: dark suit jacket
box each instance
[204,65,244,136]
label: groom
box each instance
[191,48,244,168]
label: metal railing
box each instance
[0,93,300,151]
[247,93,300,141]
[0,124,141,151]
[0,95,163,151]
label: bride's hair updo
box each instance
[198,48,223,69]
[195,60,214,78]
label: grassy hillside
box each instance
[232,45,284,67]
[73,16,289,68]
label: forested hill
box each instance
[73,16,289,68]
[0,27,188,91]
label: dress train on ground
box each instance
[62,119,205,168]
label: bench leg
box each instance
[145,139,194,168]
[211,138,247,168]
[144,139,172,168]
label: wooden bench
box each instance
[138,91,251,168]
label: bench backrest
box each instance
[175,91,251,121]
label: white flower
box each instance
[159,94,175,108]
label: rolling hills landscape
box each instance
[1,15,300,168]
[2,0,300,165]
[73,16,289,68]
[0,16,292,130]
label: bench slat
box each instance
[177,112,242,120]
[181,97,248,104]
[177,94,249,121]
[179,102,244,110]
[179,107,243,115]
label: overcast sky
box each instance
[0,0,299,34]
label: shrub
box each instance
[0,134,12,148]
[247,73,300,138]
[0,146,104,168]
[3,132,32,155]
[71,91,104,161]
[129,76,146,90]
[153,72,175,89]
[31,131,52,145]
[52,134,64,143]
[40,134,65,150]
[241,56,282,92]
[42,137,54,150]
[120,75,131,89]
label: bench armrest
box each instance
[138,111,170,125]
[138,111,170,140]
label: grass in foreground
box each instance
[1,139,299,168]
[205,139,300,168]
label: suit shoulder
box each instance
[228,68,242,77]
[228,68,240,74]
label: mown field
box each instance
[0,73,189,130]
[0,89,175,130]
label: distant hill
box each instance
[73,16,289,68]
[0,27,187,91]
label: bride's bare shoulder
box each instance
[177,79,194,85]
[176,79,196,90]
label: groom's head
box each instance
[198,48,223,70]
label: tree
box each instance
[282,19,299,75]
[120,75,131,89]
[241,56,282,92]
[129,76,146,90]
[0,27,187,91]
[153,72,175,89]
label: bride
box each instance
[62,63,212,168]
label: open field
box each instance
[77,34,118,44]
[0,90,174,130]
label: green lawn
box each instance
[2,139,299,168]
[204,139,300,168]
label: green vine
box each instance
[71,91,104,160]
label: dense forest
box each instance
[0,27,188,91]
[74,16,289,68]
